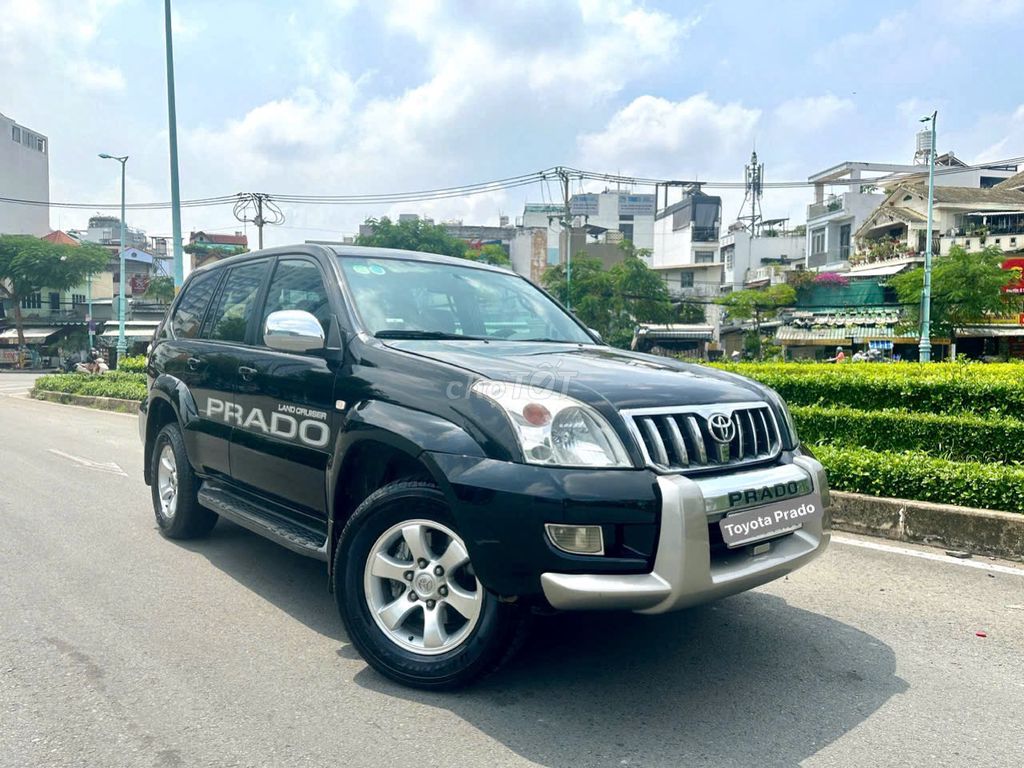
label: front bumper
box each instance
[540,455,830,614]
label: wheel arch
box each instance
[142,374,200,484]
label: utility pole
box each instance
[164,0,184,288]
[557,168,573,311]
[919,111,937,363]
[233,193,284,251]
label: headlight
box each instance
[472,381,631,468]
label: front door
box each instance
[229,257,340,523]
[839,224,851,260]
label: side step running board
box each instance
[198,484,328,561]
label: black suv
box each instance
[139,244,829,688]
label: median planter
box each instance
[831,491,1024,562]
[31,389,140,414]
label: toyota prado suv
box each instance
[139,244,830,689]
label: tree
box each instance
[717,283,796,359]
[464,243,510,267]
[355,217,468,259]
[144,275,175,303]
[541,242,675,348]
[0,235,109,348]
[889,244,1023,350]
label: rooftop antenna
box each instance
[736,147,764,235]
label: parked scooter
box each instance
[65,349,108,375]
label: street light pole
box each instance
[164,0,184,289]
[919,111,937,363]
[100,153,129,359]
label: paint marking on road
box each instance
[832,535,1024,577]
[47,449,128,477]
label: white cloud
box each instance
[773,95,854,135]
[171,8,205,41]
[67,59,125,92]
[577,94,761,177]
[972,104,1024,163]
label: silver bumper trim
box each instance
[540,456,831,614]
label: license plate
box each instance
[719,492,824,549]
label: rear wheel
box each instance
[335,481,524,689]
[150,422,217,540]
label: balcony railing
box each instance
[807,197,845,220]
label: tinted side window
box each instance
[262,259,331,336]
[204,261,268,342]
[169,270,220,339]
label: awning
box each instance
[847,262,914,277]
[0,327,63,344]
[100,322,161,340]
[958,325,1024,338]
[635,324,714,341]
[776,326,924,344]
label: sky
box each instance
[3,0,1024,248]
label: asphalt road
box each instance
[1,377,1022,768]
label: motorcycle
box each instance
[64,349,108,375]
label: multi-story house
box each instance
[0,112,49,236]
[719,223,806,292]
[649,189,722,298]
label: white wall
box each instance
[724,231,805,288]
[651,215,694,268]
[0,114,49,235]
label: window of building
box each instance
[811,228,826,254]
[11,126,21,143]
[1011,237,1018,247]
[21,292,42,309]
[620,223,634,242]
[169,269,221,339]
[49,292,60,311]
[204,261,268,342]
[680,272,694,288]
[36,137,46,153]
[695,250,715,264]
[72,294,86,307]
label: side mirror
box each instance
[588,328,604,343]
[264,310,325,354]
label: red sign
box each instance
[1002,257,1024,295]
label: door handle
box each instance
[238,365,257,382]
[187,356,202,371]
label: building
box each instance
[854,183,1024,258]
[719,222,805,291]
[510,204,564,280]
[78,215,148,251]
[649,189,723,298]
[0,112,49,236]
[804,147,1019,270]
[188,231,248,269]
[569,190,655,251]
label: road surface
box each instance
[1,380,1022,767]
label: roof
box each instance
[634,324,714,341]
[776,327,919,343]
[904,183,1024,206]
[0,327,62,343]
[190,231,248,246]
[40,230,80,246]
[995,170,1024,191]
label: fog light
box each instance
[545,524,604,555]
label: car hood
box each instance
[380,340,768,411]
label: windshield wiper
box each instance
[374,330,488,341]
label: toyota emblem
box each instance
[706,412,736,445]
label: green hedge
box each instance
[815,445,1024,514]
[793,405,1024,464]
[713,362,1024,417]
[117,355,147,373]
[33,371,147,401]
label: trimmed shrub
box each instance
[117,355,147,373]
[712,362,1024,417]
[814,445,1024,514]
[793,405,1024,464]
[34,371,147,401]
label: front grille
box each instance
[624,402,781,474]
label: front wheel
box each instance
[150,422,217,540]
[335,481,525,689]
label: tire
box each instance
[335,480,525,690]
[150,422,217,540]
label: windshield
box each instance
[338,256,594,343]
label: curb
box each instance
[31,389,141,414]
[830,491,1024,562]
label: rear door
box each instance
[229,256,340,522]
[157,268,233,477]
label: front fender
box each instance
[142,374,201,483]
